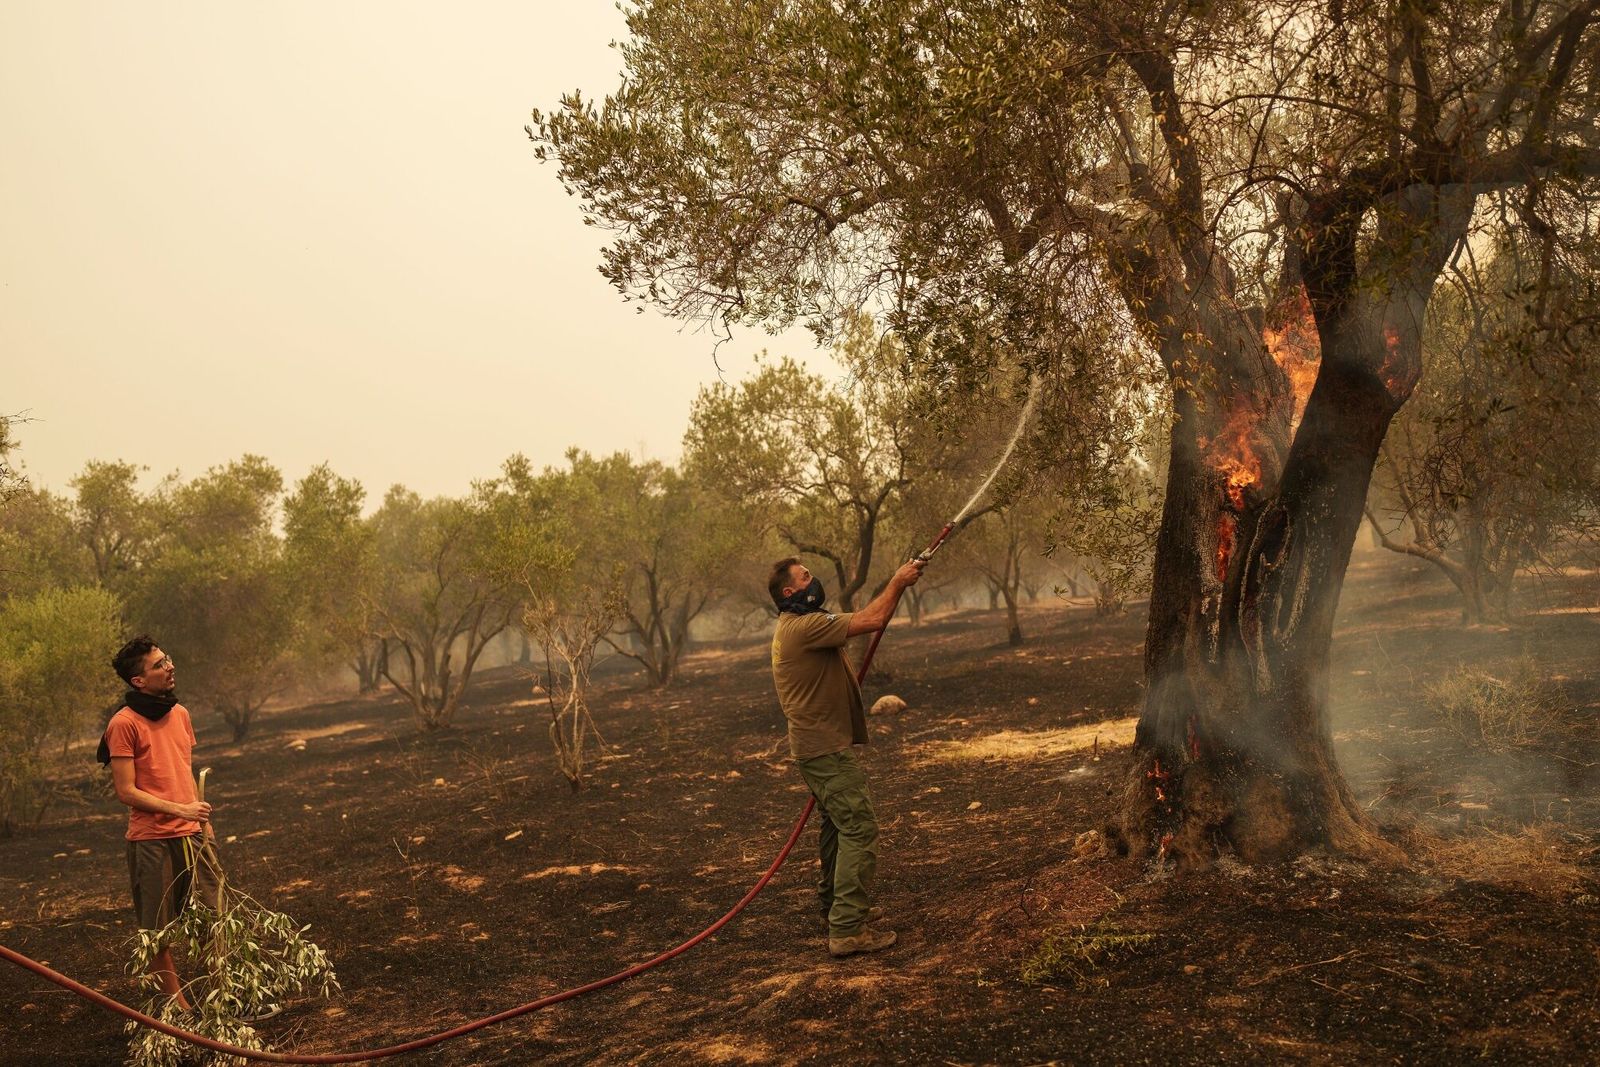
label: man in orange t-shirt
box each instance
[97,635,223,1009]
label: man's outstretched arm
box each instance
[845,559,927,637]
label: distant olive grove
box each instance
[0,340,1115,818]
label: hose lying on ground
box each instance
[0,799,814,1064]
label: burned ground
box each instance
[3,548,1598,1065]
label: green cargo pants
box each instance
[796,749,878,938]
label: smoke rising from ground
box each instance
[1328,540,1600,845]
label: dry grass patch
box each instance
[682,1037,775,1064]
[1416,825,1592,897]
[1425,658,1570,751]
[439,866,486,892]
[916,717,1137,764]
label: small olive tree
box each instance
[961,499,1054,645]
[283,465,383,693]
[1368,224,1600,622]
[482,456,623,789]
[683,317,978,612]
[526,577,623,792]
[560,451,750,687]
[0,585,122,832]
[70,459,155,590]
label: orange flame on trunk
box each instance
[1263,286,1321,427]
[1203,404,1262,511]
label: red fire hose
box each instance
[0,797,813,1064]
[0,527,958,1063]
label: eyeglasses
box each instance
[146,655,174,672]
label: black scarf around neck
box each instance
[95,690,179,765]
[776,576,828,616]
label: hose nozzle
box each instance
[914,522,957,563]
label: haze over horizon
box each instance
[2,2,820,506]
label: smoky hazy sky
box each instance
[1,2,816,504]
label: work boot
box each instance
[828,925,897,958]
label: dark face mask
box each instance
[777,576,827,615]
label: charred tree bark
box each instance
[1121,347,1392,864]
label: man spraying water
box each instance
[763,376,1041,958]
[767,555,925,958]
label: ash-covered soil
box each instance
[3,547,1598,1065]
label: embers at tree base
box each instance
[1109,740,1403,871]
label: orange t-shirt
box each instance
[105,704,201,841]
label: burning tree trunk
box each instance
[1117,189,1472,867]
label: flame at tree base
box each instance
[1146,758,1171,807]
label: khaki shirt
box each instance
[771,611,866,759]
